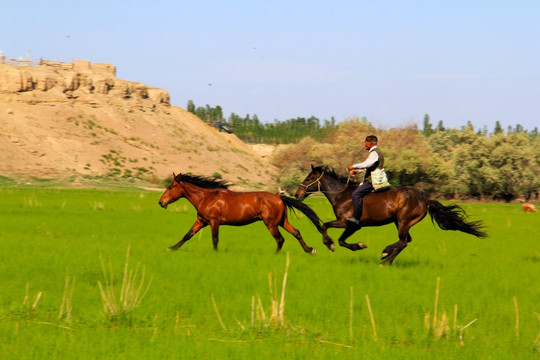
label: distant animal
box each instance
[522,203,538,212]
[159,173,329,253]
[295,165,488,265]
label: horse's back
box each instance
[368,186,426,201]
[213,190,282,208]
[206,190,284,224]
[364,186,428,219]
[223,190,281,203]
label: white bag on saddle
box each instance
[370,168,391,191]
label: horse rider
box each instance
[346,135,386,225]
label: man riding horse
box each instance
[346,135,389,225]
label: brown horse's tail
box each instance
[280,196,324,234]
[427,200,488,238]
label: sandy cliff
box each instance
[0,59,277,190]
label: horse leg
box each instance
[381,209,425,264]
[210,221,220,251]
[406,232,412,243]
[281,218,316,254]
[167,219,207,251]
[380,239,407,265]
[265,224,286,253]
[321,220,346,252]
[380,223,411,265]
[338,227,368,251]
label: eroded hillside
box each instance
[0,59,277,190]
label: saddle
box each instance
[373,185,391,193]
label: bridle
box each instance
[299,171,353,195]
[299,171,325,193]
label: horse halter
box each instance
[299,171,324,194]
[299,171,351,195]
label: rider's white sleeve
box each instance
[352,151,379,170]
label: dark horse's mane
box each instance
[314,165,359,186]
[175,173,231,189]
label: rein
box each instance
[300,171,353,195]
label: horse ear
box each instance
[172,172,176,178]
[311,164,315,170]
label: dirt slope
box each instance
[0,60,277,190]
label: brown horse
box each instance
[159,173,328,254]
[295,165,487,264]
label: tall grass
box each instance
[98,245,153,319]
[423,276,478,345]
[252,251,290,329]
[22,282,43,311]
[58,274,76,323]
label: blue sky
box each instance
[2,0,539,131]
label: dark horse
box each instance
[159,173,328,254]
[295,165,487,264]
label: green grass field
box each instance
[0,187,539,359]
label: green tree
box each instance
[422,114,434,137]
[428,131,454,162]
[493,120,503,134]
[187,100,195,113]
[489,133,539,201]
[386,148,427,187]
[453,135,499,200]
[436,120,445,132]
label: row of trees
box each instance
[273,119,539,201]
[188,101,539,144]
[186,100,336,142]
[186,101,539,201]
[422,114,538,137]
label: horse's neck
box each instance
[180,182,214,209]
[320,175,354,204]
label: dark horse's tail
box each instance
[280,196,324,234]
[427,200,488,238]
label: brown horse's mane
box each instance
[315,165,359,186]
[175,173,231,189]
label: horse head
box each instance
[159,172,185,209]
[295,165,324,201]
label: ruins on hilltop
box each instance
[0,55,170,107]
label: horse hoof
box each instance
[330,244,335,252]
[310,248,317,255]
[358,242,367,249]
[381,252,389,260]
[166,247,176,252]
